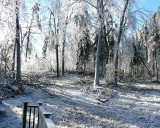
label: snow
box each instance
[0,75,160,128]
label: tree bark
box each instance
[94,25,103,85]
[114,0,129,86]
[93,0,104,86]
[62,18,68,75]
[56,44,59,77]
[25,28,30,62]
[16,1,21,82]
[62,40,65,75]
[104,26,109,65]
[25,10,34,62]
[12,42,16,79]
[103,26,112,77]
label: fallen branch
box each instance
[6,84,21,94]
[96,95,113,103]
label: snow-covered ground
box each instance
[0,74,160,128]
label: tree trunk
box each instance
[62,18,68,75]
[114,0,129,86]
[25,10,34,62]
[114,51,119,86]
[12,42,16,79]
[104,26,109,65]
[94,25,103,85]
[103,26,109,77]
[62,39,65,75]
[16,1,21,82]
[56,44,59,77]
[25,29,30,62]
[94,0,104,86]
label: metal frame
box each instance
[22,102,55,128]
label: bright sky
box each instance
[137,0,160,13]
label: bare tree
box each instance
[114,0,130,86]
[12,41,16,79]
[93,0,104,86]
[15,0,21,81]
[62,16,68,75]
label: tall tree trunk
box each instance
[16,1,21,81]
[25,28,30,62]
[103,26,110,77]
[104,26,109,65]
[94,26,103,85]
[93,0,103,86]
[62,39,65,75]
[114,51,119,85]
[25,10,34,62]
[114,0,129,86]
[62,18,68,75]
[12,42,16,79]
[56,44,59,77]
[52,10,60,77]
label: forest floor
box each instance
[0,72,160,128]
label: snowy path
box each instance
[0,75,160,128]
[40,76,160,128]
